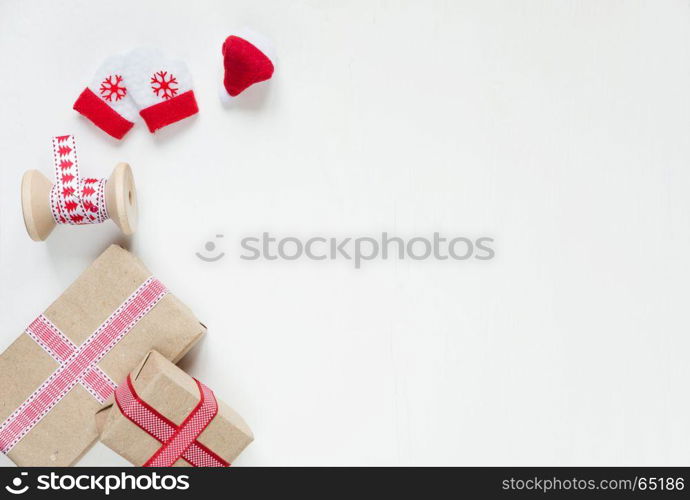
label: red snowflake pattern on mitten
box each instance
[99,75,127,102]
[150,71,178,100]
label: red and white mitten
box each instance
[124,48,199,133]
[73,55,138,140]
[221,29,275,103]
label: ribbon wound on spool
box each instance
[49,135,109,225]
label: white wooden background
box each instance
[0,0,688,465]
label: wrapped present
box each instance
[0,245,205,466]
[97,350,253,467]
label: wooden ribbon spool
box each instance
[21,163,138,242]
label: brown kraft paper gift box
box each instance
[0,245,205,466]
[97,350,253,466]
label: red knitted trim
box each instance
[73,88,134,140]
[139,90,199,133]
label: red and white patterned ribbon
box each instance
[0,277,168,454]
[115,374,228,467]
[25,315,117,403]
[49,135,109,225]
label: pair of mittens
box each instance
[74,49,198,140]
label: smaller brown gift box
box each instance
[97,350,253,466]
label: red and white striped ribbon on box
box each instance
[25,315,117,403]
[49,135,109,225]
[0,277,168,454]
[115,374,229,467]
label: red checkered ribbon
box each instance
[49,135,109,225]
[0,277,168,454]
[115,374,228,467]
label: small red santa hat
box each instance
[221,28,275,103]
